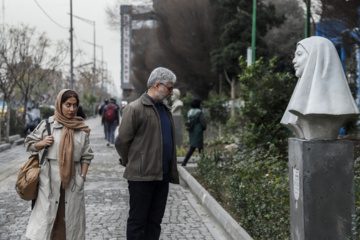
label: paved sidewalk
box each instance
[0,116,230,240]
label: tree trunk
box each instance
[230,77,235,119]
[223,69,236,119]
[23,94,29,123]
[0,100,4,142]
[6,105,10,142]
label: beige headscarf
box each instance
[54,89,90,189]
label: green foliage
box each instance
[238,56,297,156]
[196,147,290,239]
[229,147,290,239]
[81,93,97,117]
[210,0,284,77]
[353,157,360,238]
[203,91,229,126]
[176,146,187,157]
[196,150,232,200]
[39,106,54,119]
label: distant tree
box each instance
[209,0,284,118]
[317,0,360,45]
[153,0,218,99]
[264,0,305,73]
[0,25,68,123]
[0,25,67,140]
[130,28,163,97]
[105,0,153,32]
[0,49,17,142]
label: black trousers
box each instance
[182,146,202,166]
[127,179,169,240]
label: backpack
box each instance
[185,112,200,132]
[104,104,116,121]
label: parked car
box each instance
[24,108,41,136]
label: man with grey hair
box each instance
[116,67,179,240]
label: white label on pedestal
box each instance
[293,168,300,201]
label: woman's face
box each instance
[293,44,308,78]
[61,97,78,119]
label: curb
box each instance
[0,143,11,152]
[178,165,253,240]
[13,138,25,146]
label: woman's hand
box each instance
[35,136,54,150]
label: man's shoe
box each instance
[106,142,110,147]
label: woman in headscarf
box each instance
[181,98,207,166]
[281,36,359,140]
[25,89,94,240]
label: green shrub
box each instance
[196,150,232,200]
[196,147,290,239]
[353,157,360,238]
[238,57,296,157]
[39,106,54,119]
[229,147,290,239]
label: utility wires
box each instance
[33,0,67,30]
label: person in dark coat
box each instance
[99,99,109,139]
[181,98,206,166]
[102,98,120,147]
[76,105,86,119]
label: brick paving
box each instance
[0,116,228,240]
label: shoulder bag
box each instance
[15,119,51,201]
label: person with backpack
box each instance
[181,98,207,166]
[102,98,119,147]
[99,99,109,139]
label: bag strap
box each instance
[39,119,52,166]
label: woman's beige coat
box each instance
[25,116,94,240]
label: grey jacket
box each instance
[117,93,179,184]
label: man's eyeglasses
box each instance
[159,83,173,92]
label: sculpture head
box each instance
[171,88,180,102]
[281,36,360,140]
[293,44,308,78]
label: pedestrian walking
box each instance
[102,98,119,147]
[99,99,109,139]
[181,98,207,166]
[24,89,94,240]
[116,67,180,240]
[76,105,87,119]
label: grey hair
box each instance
[147,67,177,89]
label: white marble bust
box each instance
[281,36,359,140]
[171,88,183,115]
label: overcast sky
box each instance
[4,0,152,98]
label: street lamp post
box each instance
[83,40,104,96]
[305,0,311,38]
[70,0,74,89]
[72,14,97,116]
[72,14,96,94]
[251,0,257,63]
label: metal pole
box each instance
[70,0,74,89]
[93,22,96,94]
[2,0,5,41]
[251,0,256,63]
[305,0,311,38]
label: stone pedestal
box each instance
[288,138,355,240]
[172,115,183,147]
